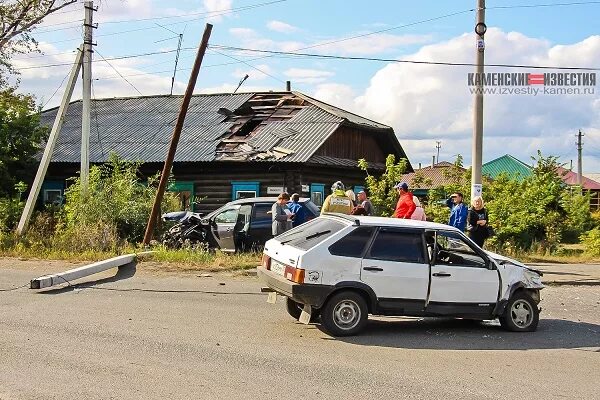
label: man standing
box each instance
[355,190,374,216]
[287,193,306,227]
[446,192,468,231]
[392,182,416,219]
[321,181,353,215]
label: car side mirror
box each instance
[486,258,496,270]
[201,218,210,226]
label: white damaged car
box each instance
[258,214,544,336]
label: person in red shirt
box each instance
[392,182,416,219]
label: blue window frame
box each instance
[231,181,260,200]
[40,180,65,206]
[310,183,325,207]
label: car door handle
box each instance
[363,266,383,272]
[432,272,451,277]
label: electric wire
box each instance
[208,48,286,84]
[40,69,71,109]
[209,45,600,71]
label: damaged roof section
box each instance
[41,91,406,168]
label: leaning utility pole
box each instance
[16,47,84,235]
[81,1,96,193]
[142,23,213,245]
[471,0,486,199]
[577,129,584,187]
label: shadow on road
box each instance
[38,261,137,295]
[322,318,600,350]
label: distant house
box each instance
[482,154,533,181]
[483,154,600,210]
[399,161,467,198]
[39,91,412,214]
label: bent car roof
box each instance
[321,213,459,232]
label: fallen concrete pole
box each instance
[30,252,153,290]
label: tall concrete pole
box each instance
[471,0,486,199]
[16,47,84,235]
[143,23,213,245]
[577,129,584,187]
[81,1,95,193]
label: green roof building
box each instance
[482,154,533,181]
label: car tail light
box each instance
[262,254,271,270]
[284,265,305,283]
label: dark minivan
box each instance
[202,197,319,252]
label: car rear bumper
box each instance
[257,267,334,308]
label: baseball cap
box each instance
[394,182,408,190]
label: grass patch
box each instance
[147,248,261,272]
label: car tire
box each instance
[286,298,319,322]
[321,291,368,337]
[499,291,539,332]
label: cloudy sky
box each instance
[11,0,600,173]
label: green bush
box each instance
[581,228,600,256]
[62,153,179,243]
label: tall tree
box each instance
[0,0,78,76]
[0,87,48,196]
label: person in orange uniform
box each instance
[392,182,416,219]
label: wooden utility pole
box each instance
[81,1,96,193]
[471,0,486,199]
[577,129,584,187]
[142,23,213,245]
[17,47,84,235]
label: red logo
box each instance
[528,73,545,85]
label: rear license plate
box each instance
[270,260,285,276]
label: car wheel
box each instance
[321,291,368,337]
[286,297,319,322]
[500,291,539,332]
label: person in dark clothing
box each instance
[272,193,293,236]
[466,195,490,248]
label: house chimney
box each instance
[286,80,291,91]
[432,155,435,168]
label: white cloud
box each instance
[203,0,233,22]
[312,83,356,108]
[266,20,299,34]
[284,68,334,84]
[309,29,600,172]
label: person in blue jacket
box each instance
[445,192,468,231]
[287,193,307,227]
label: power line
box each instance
[40,69,71,109]
[208,48,285,84]
[12,48,181,70]
[210,44,600,71]
[487,1,600,10]
[33,0,290,47]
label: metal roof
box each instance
[399,162,467,189]
[482,154,533,180]
[41,92,403,165]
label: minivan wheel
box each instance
[500,292,539,332]
[321,291,368,337]
[286,298,319,322]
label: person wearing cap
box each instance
[392,182,416,219]
[321,181,353,215]
[445,191,468,231]
[356,190,373,216]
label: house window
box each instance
[43,189,63,205]
[232,181,260,200]
[310,183,325,207]
[168,181,195,211]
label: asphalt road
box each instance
[1,262,599,400]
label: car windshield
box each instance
[276,218,346,250]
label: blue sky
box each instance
[13,0,600,173]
